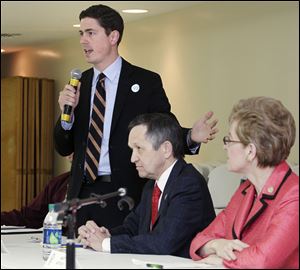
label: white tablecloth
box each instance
[1,233,224,269]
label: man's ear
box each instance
[109,30,120,46]
[161,141,173,159]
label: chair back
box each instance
[208,164,244,214]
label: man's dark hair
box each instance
[128,113,184,159]
[79,4,124,45]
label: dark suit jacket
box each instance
[54,58,196,205]
[109,159,216,258]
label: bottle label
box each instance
[43,228,62,245]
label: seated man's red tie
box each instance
[151,183,161,229]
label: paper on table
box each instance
[1,226,43,234]
[1,239,9,254]
[1,225,26,230]
[131,258,220,269]
[44,250,82,269]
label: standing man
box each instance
[54,4,218,230]
[78,113,216,258]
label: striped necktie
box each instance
[85,73,106,181]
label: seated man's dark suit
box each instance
[109,159,216,258]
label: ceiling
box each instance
[1,1,201,53]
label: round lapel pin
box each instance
[131,84,140,93]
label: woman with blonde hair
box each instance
[190,96,298,269]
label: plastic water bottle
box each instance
[42,203,62,260]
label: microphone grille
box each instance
[70,68,82,80]
[118,188,127,197]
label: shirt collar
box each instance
[156,159,178,193]
[93,56,122,84]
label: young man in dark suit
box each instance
[54,4,218,230]
[77,113,216,258]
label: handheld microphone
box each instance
[61,68,82,122]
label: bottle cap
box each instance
[48,204,55,211]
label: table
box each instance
[1,233,224,269]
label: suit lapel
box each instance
[110,59,133,134]
[147,182,155,231]
[152,159,186,229]
[78,68,94,137]
[232,184,262,239]
[232,163,292,239]
[140,181,155,233]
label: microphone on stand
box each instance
[56,187,126,270]
[53,188,127,214]
[61,68,82,122]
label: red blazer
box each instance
[190,161,299,269]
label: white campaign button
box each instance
[131,84,140,92]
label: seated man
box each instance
[1,172,70,229]
[78,113,216,258]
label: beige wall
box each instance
[2,2,298,175]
